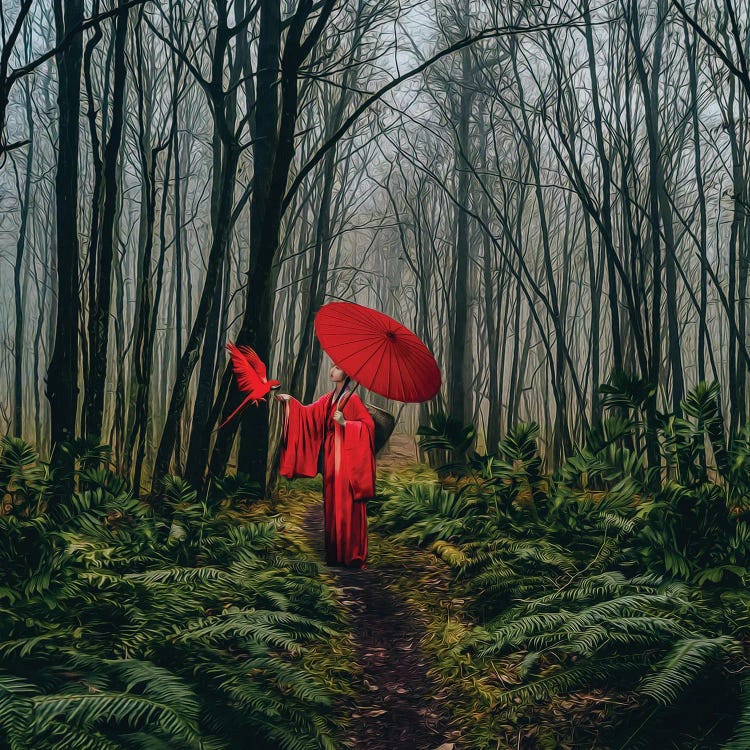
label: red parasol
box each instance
[314,301,441,403]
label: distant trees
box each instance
[146,0,256,492]
[5,0,750,481]
[373,0,750,463]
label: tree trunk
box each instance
[125,26,159,482]
[13,75,34,437]
[81,0,105,437]
[629,0,664,467]
[84,0,129,438]
[151,3,241,491]
[210,0,337,492]
[683,14,709,383]
[449,26,473,424]
[47,0,84,454]
[583,0,622,376]
[480,191,501,450]
[186,40,244,488]
[185,258,226,488]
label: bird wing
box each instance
[226,342,265,396]
[237,344,268,382]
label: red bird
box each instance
[218,342,281,429]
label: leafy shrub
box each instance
[380,378,750,749]
[0,437,343,750]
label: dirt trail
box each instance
[374,433,420,473]
[301,434,457,750]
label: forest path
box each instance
[299,434,460,750]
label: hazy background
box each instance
[0,0,746,488]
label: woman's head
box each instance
[329,364,348,383]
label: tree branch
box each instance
[6,0,151,87]
[281,16,611,215]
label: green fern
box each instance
[724,676,750,750]
[0,441,346,749]
[640,636,742,705]
[373,384,750,748]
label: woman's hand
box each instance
[275,393,292,402]
[333,410,346,426]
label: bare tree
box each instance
[46,0,84,455]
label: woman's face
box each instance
[329,364,347,382]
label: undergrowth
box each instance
[369,378,750,750]
[0,439,350,750]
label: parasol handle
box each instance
[336,382,358,411]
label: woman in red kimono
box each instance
[275,364,376,568]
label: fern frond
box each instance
[640,636,741,705]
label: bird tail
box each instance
[217,394,254,430]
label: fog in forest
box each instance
[8,3,750,749]
[0,0,745,489]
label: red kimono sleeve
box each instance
[341,394,376,500]
[279,395,327,478]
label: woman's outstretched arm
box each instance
[278,393,328,478]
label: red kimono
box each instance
[279,388,376,568]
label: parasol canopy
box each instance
[314,301,441,403]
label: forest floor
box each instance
[275,434,464,750]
